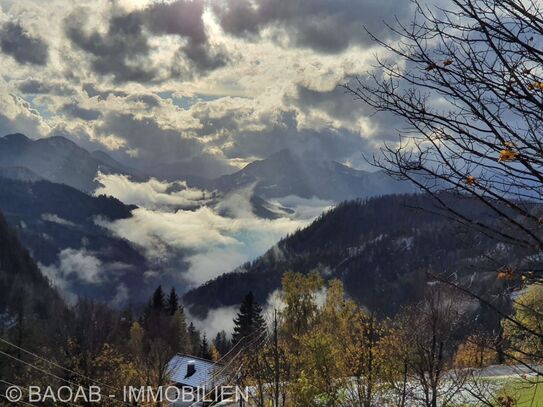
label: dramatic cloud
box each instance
[95,111,204,165]
[96,177,330,287]
[95,173,210,210]
[0,86,49,138]
[142,0,228,72]
[0,0,415,176]
[214,0,412,53]
[0,21,49,65]
[64,0,228,83]
[17,79,75,96]
[287,78,409,145]
[65,11,158,83]
[62,103,102,121]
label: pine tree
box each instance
[187,322,201,355]
[214,331,231,355]
[200,333,211,360]
[152,286,165,312]
[143,286,167,338]
[166,288,179,316]
[232,292,267,347]
[168,309,189,354]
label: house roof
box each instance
[167,354,224,388]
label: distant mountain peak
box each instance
[0,133,133,192]
[38,135,82,151]
[2,133,31,143]
[215,148,414,201]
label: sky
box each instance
[0,0,416,178]
[0,0,426,311]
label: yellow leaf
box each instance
[498,149,519,162]
[465,175,476,186]
[527,81,543,91]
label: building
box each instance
[167,354,240,406]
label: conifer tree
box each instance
[214,331,231,355]
[166,287,179,316]
[152,286,165,312]
[187,322,201,355]
[232,292,267,346]
[200,333,211,360]
[168,309,189,354]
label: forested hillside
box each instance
[0,177,148,302]
[0,211,207,396]
[184,193,530,317]
[0,211,69,364]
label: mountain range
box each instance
[183,193,531,318]
[0,133,414,203]
[0,133,133,192]
[0,176,150,303]
[2,132,507,313]
[211,149,416,201]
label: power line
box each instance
[0,350,134,407]
[0,337,132,406]
[0,349,81,390]
[190,330,270,407]
[0,337,122,395]
[187,329,271,407]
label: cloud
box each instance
[0,21,49,65]
[187,288,284,338]
[61,103,102,121]
[94,173,211,210]
[126,93,162,108]
[17,79,75,96]
[83,83,128,100]
[39,248,104,303]
[0,88,49,138]
[109,283,130,308]
[96,111,203,165]
[187,305,239,338]
[64,10,157,83]
[41,213,76,227]
[96,177,327,287]
[64,1,228,83]
[214,0,412,53]
[0,0,412,187]
[54,248,103,284]
[287,78,407,145]
[142,0,229,72]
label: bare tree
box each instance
[384,286,470,407]
[345,0,543,375]
[346,0,543,282]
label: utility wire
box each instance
[0,337,132,406]
[0,337,121,395]
[188,329,271,407]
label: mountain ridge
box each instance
[0,133,132,192]
[212,148,415,201]
[183,193,528,317]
